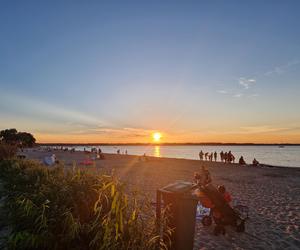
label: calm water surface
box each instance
[64,145,300,168]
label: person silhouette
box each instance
[239,156,246,165]
[220,151,224,162]
[214,151,217,161]
[199,150,204,160]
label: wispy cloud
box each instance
[240,126,288,134]
[265,60,300,76]
[217,90,228,94]
[233,93,243,98]
[239,77,256,89]
[68,126,154,138]
[208,125,300,135]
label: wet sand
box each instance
[21,149,300,249]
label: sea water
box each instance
[53,145,300,168]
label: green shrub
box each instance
[0,160,170,250]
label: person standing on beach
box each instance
[214,151,217,161]
[224,152,228,163]
[204,152,208,161]
[228,151,233,163]
[232,154,235,163]
[220,151,224,162]
[199,150,204,160]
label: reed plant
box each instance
[0,143,17,161]
[0,159,171,250]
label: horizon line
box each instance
[37,142,300,146]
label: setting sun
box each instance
[152,132,162,142]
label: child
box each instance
[218,185,232,203]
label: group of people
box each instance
[199,150,260,166]
[117,149,128,155]
[198,150,236,163]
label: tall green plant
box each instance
[0,160,171,250]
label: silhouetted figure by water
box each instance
[214,151,217,161]
[239,156,246,165]
[224,152,228,163]
[199,150,204,160]
[210,152,213,161]
[220,151,224,162]
[117,149,120,154]
[228,151,233,163]
[204,152,209,161]
[253,158,259,166]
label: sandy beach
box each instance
[21,149,300,250]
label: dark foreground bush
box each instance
[0,143,17,161]
[0,160,170,250]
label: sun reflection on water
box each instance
[154,145,161,157]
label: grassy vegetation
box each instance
[0,159,171,250]
[0,143,17,161]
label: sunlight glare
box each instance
[152,132,162,142]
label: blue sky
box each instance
[1,1,300,143]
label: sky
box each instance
[1,1,300,143]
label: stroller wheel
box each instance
[202,215,212,226]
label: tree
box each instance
[17,132,36,147]
[0,129,18,144]
[0,128,36,147]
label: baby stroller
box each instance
[197,184,249,235]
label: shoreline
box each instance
[23,148,300,169]
[35,145,300,169]
[37,143,300,146]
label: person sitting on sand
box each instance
[194,166,212,186]
[252,158,259,166]
[239,156,246,165]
